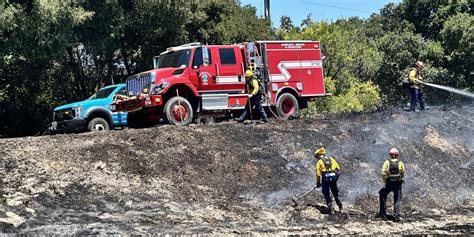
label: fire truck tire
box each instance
[164,96,193,125]
[276,93,299,119]
[87,117,110,132]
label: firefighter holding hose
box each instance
[408,61,426,111]
[315,147,343,214]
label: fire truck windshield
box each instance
[154,49,192,69]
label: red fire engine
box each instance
[110,41,327,127]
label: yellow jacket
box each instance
[381,158,405,183]
[315,157,340,184]
[409,68,422,87]
[247,78,259,96]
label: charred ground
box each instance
[0,104,473,235]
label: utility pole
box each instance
[264,0,270,24]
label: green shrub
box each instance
[302,80,381,115]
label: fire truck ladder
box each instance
[244,42,268,93]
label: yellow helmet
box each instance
[314,147,326,155]
[245,69,254,77]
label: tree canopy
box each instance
[0,0,472,137]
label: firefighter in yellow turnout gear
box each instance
[236,70,268,123]
[314,147,342,214]
[379,148,406,222]
[408,61,426,111]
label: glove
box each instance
[316,182,321,188]
[248,94,253,98]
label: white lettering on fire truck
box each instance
[281,43,305,49]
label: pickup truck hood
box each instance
[54,102,84,111]
[54,99,108,111]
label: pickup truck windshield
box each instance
[88,86,116,100]
[156,49,191,69]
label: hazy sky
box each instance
[240,0,403,27]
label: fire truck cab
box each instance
[111,41,327,127]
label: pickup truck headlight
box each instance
[152,81,170,95]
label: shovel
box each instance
[291,186,318,207]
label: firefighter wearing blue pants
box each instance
[379,148,405,222]
[408,61,426,111]
[315,147,342,214]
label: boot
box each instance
[338,204,343,212]
[328,206,335,215]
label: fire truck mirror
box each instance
[202,47,210,67]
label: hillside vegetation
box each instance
[0,0,473,137]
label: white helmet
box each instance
[415,61,425,69]
[389,148,399,156]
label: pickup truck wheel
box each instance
[276,93,299,119]
[87,117,110,132]
[164,96,193,125]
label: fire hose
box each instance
[416,79,474,99]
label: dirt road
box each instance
[0,104,473,234]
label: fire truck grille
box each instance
[126,74,152,96]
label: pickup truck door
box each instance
[111,87,128,125]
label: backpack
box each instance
[322,157,337,182]
[323,157,332,170]
[254,70,266,95]
[257,79,265,95]
[387,159,401,182]
[402,67,411,89]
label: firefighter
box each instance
[315,147,342,214]
[236,69,268,123]
[379,148,405,222]
[408,61,426,111]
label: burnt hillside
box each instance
[0,104,473,235]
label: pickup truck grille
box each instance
[126,74,152,96]
[54,108,75,122]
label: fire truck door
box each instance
[215,47,245,92]
[192,47,216,92]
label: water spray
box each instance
[417,80,474,99]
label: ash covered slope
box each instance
[0,104,472,234]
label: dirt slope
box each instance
[0,104,473,235]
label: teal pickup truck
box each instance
[49,84,128,133]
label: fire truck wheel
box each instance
[276,93,299,119]
[87,117,110,132]
[164,96,193,125]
